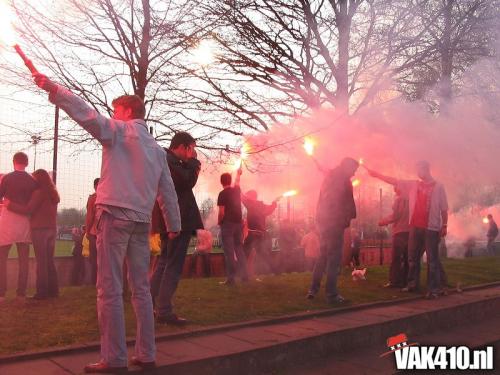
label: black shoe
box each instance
[425,292,440,300]
[84,362,128,373]
[327,295,345,304]
[306,292,315,300]
[156,314,188,326]
[129,356,156,370]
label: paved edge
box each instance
[0,280,499,364]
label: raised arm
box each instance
[34,74,115,146]
[365,167,398,186]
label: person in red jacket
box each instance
[6,169,60,300]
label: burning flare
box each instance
[232,142,250,171]
[352,179,361,187]
[483,217,489,224]
[282,190,298,197]
[303,137,316,156]
[358,158,364,165]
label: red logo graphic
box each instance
[380,333,419,357]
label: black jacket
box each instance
[315,167,356,233]
[152,150,203,233]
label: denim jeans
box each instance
[221,222,248,281]
[309,226,344,300]
[150,231,192,317]
[96,210,155,367]
[0,242,29,297]
[32,228,58,297]
[407,227,443,293]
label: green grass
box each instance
[7,240,74,258]
[7,241,222,258]
[0,257,499,355]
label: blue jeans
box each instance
[150,231,192,317]
[221,222,248,281]
[32,228,58,297]
[407,227,443,293]
[309,226,344,300]
[96,210,155,367]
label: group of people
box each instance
[10,69,490,374]
[0,153,60,303]
[307,157,450,304]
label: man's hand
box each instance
[440,225,447,238]
[33,73,57,93]
[168,232,180,240]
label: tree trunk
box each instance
[439,0,454,110]
[336,0,351,114]
[135,0,151,100]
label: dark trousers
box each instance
[350,247,360,267]
[309,226,344,300]
[71,248,85,286]
[0,242,30,297]
[32,228,59,297]
[487,236,497,255]
[150,231,192,317]
[189,251,211,277]
[243,231,278,275]
[407,227,444,293]
[389,232,409,287]
[221,222,248,282]
[88,234,98,285]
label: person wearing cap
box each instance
[307,157,359,304]
[367,161,448,299]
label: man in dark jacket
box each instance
[487,214,498,255]
[307,157,359,304]
[242,190,278,275]
[150,132,203,325]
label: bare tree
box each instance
[397,0,499,111]
[3,0,238,151]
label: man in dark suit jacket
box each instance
[150,132,203,325]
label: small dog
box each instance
[351,268,367,281]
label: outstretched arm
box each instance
[365,167,398,186]
[34,73,115,146]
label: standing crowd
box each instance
[0,70,494,373]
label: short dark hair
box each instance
[93,178,100,189]
[112,95,146,119]
[13,152,28,166]
[170,132,196,150]
[220,173,232,186]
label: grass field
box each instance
[0,256,499,355]
[7,240,221,258]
